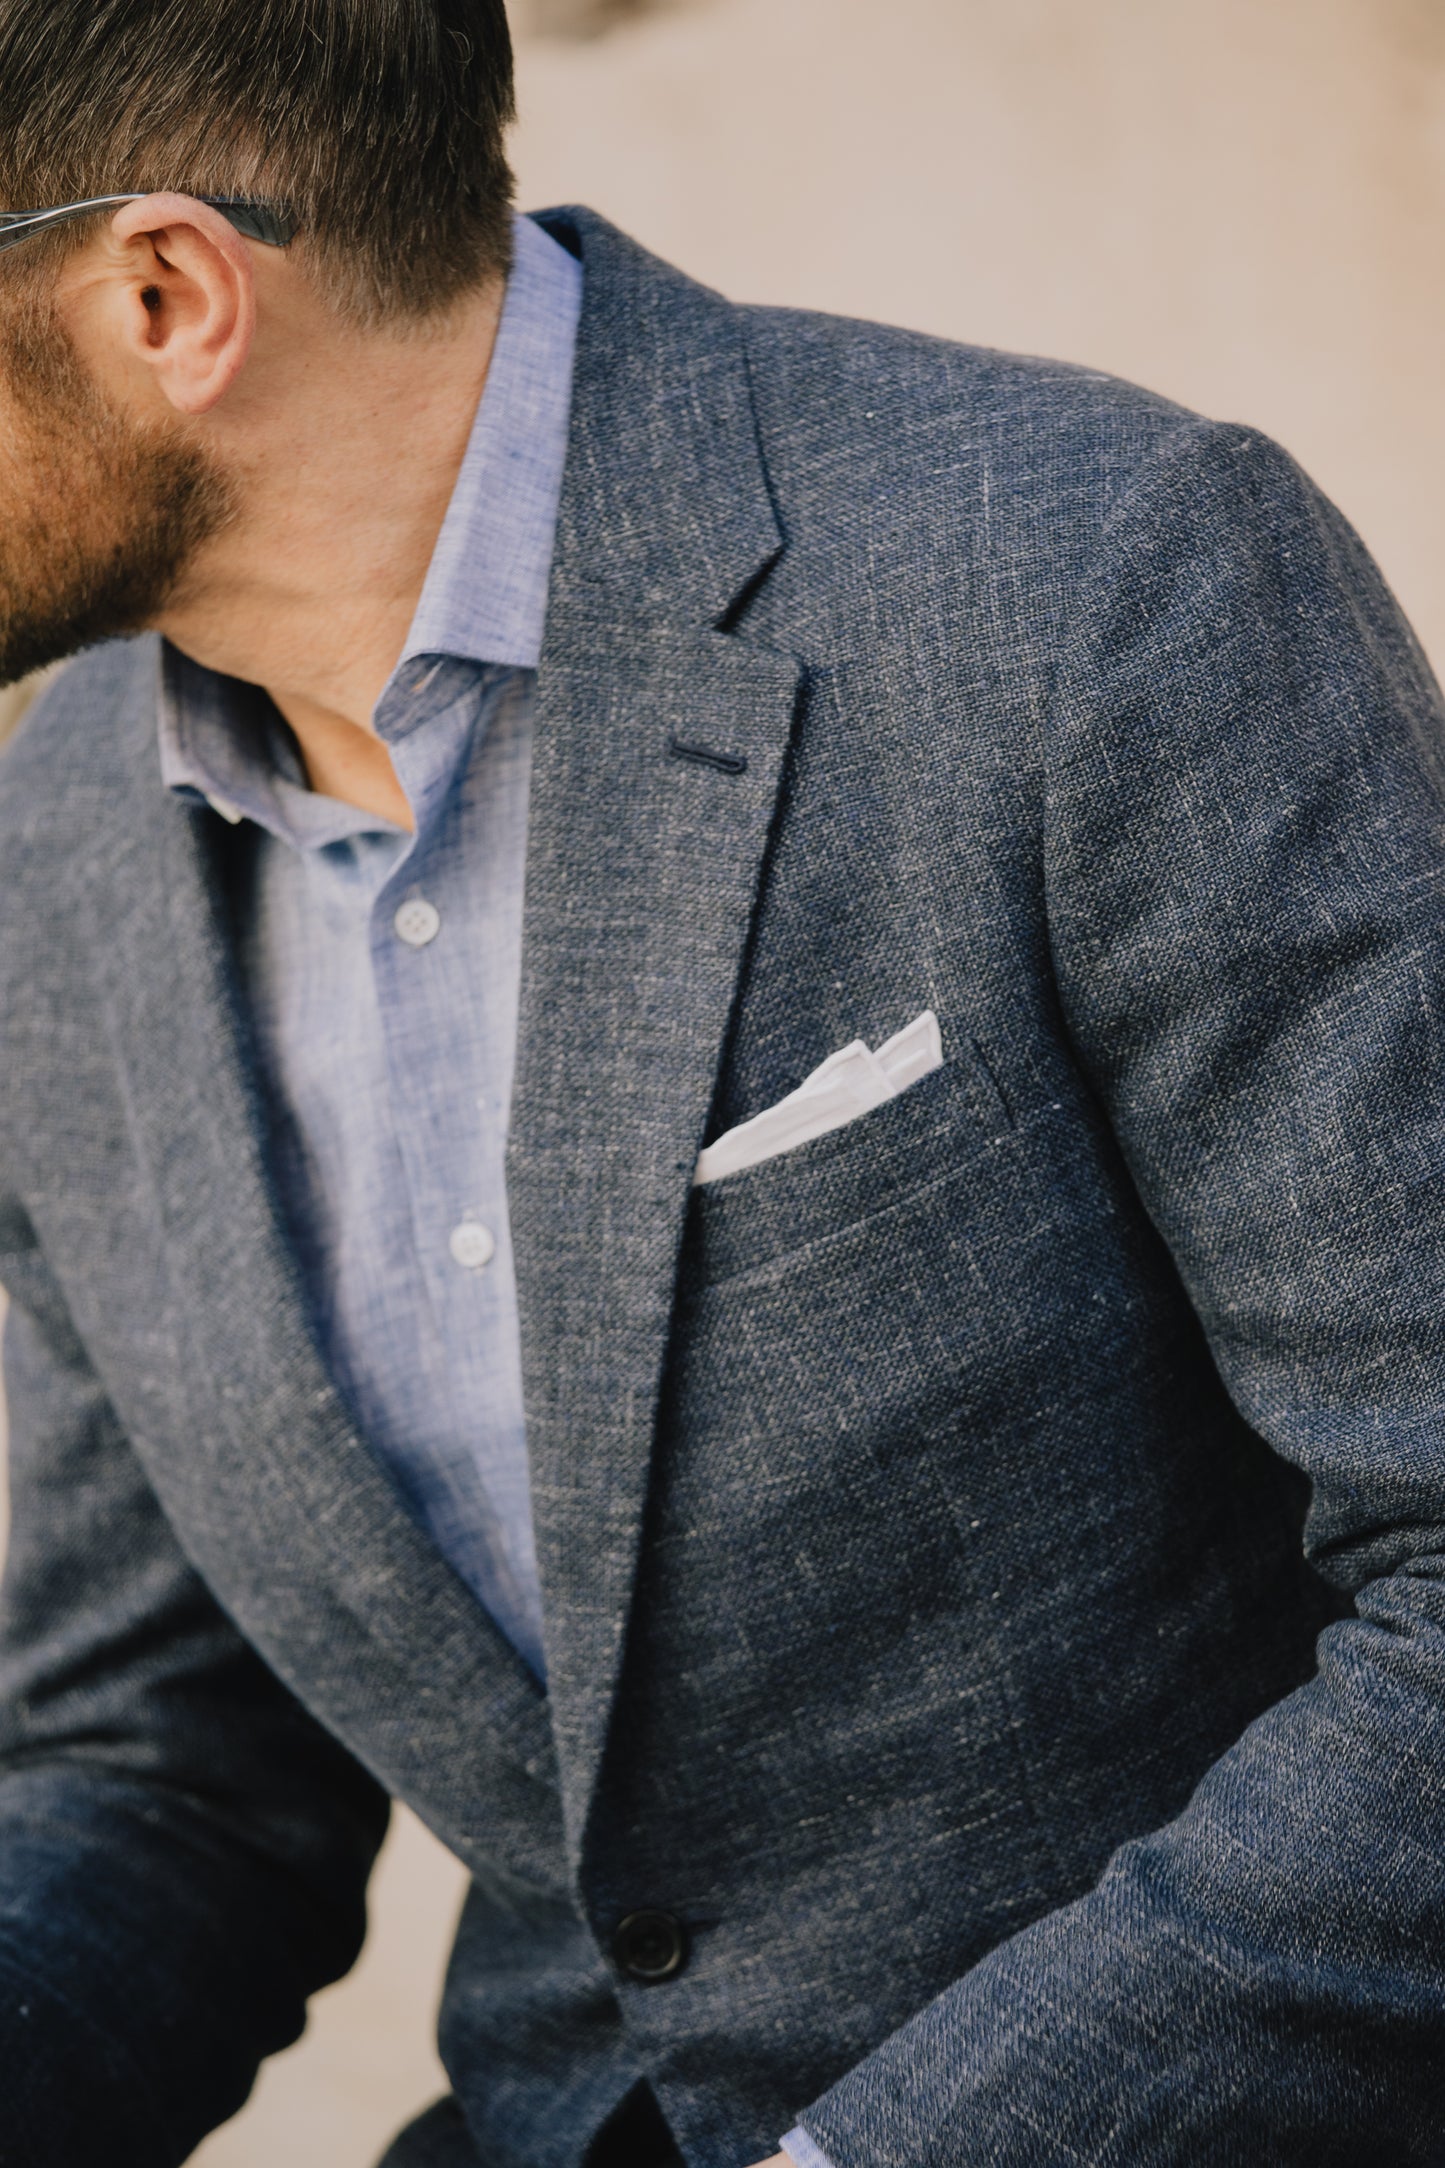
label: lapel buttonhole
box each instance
[668,734,749,777]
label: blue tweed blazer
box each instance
[3,207,1445,2168]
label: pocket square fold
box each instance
[694,1011,943,1186]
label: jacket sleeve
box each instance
[795,422,1445,2166]
[0,1198,389,2166]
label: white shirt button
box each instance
[394,898,441,949]
[449,1220,496,1272]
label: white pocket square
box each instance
[694,1011,943,1186]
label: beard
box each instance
[0,285,235,689]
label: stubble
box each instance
[0,280,235,688]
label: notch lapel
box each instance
[78,661,562,1885]
[510,214,802,1853]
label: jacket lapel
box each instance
[512,215,802,1853]
[79,665,563,1885]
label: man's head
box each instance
[0,0,518,688]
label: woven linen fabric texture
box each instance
[1,208,1444,2166]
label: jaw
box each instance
[0,408,235,687]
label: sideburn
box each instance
[0,281,237,687]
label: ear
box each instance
[103,192,258,416]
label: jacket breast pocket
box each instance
[682,1048,1015,1291]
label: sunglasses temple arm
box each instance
[0,196,294,255]
[0,198,142,253]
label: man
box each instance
[3,1,1445,2163]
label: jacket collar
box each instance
[533,207,785,627]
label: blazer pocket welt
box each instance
[682,1049,1014,1288]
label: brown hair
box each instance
[0,0,517,325]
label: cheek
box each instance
[0,392,96,578]
[0,364,20,446]
[0,392,37,508]
[0,394,55,509]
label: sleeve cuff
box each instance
[780,2124,838,2168]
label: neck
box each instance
[156,274,507,828]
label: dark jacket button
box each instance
[613,1909,687,1983]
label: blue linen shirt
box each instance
[160,213,582,1682]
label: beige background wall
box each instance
[1,0,1443,2159]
